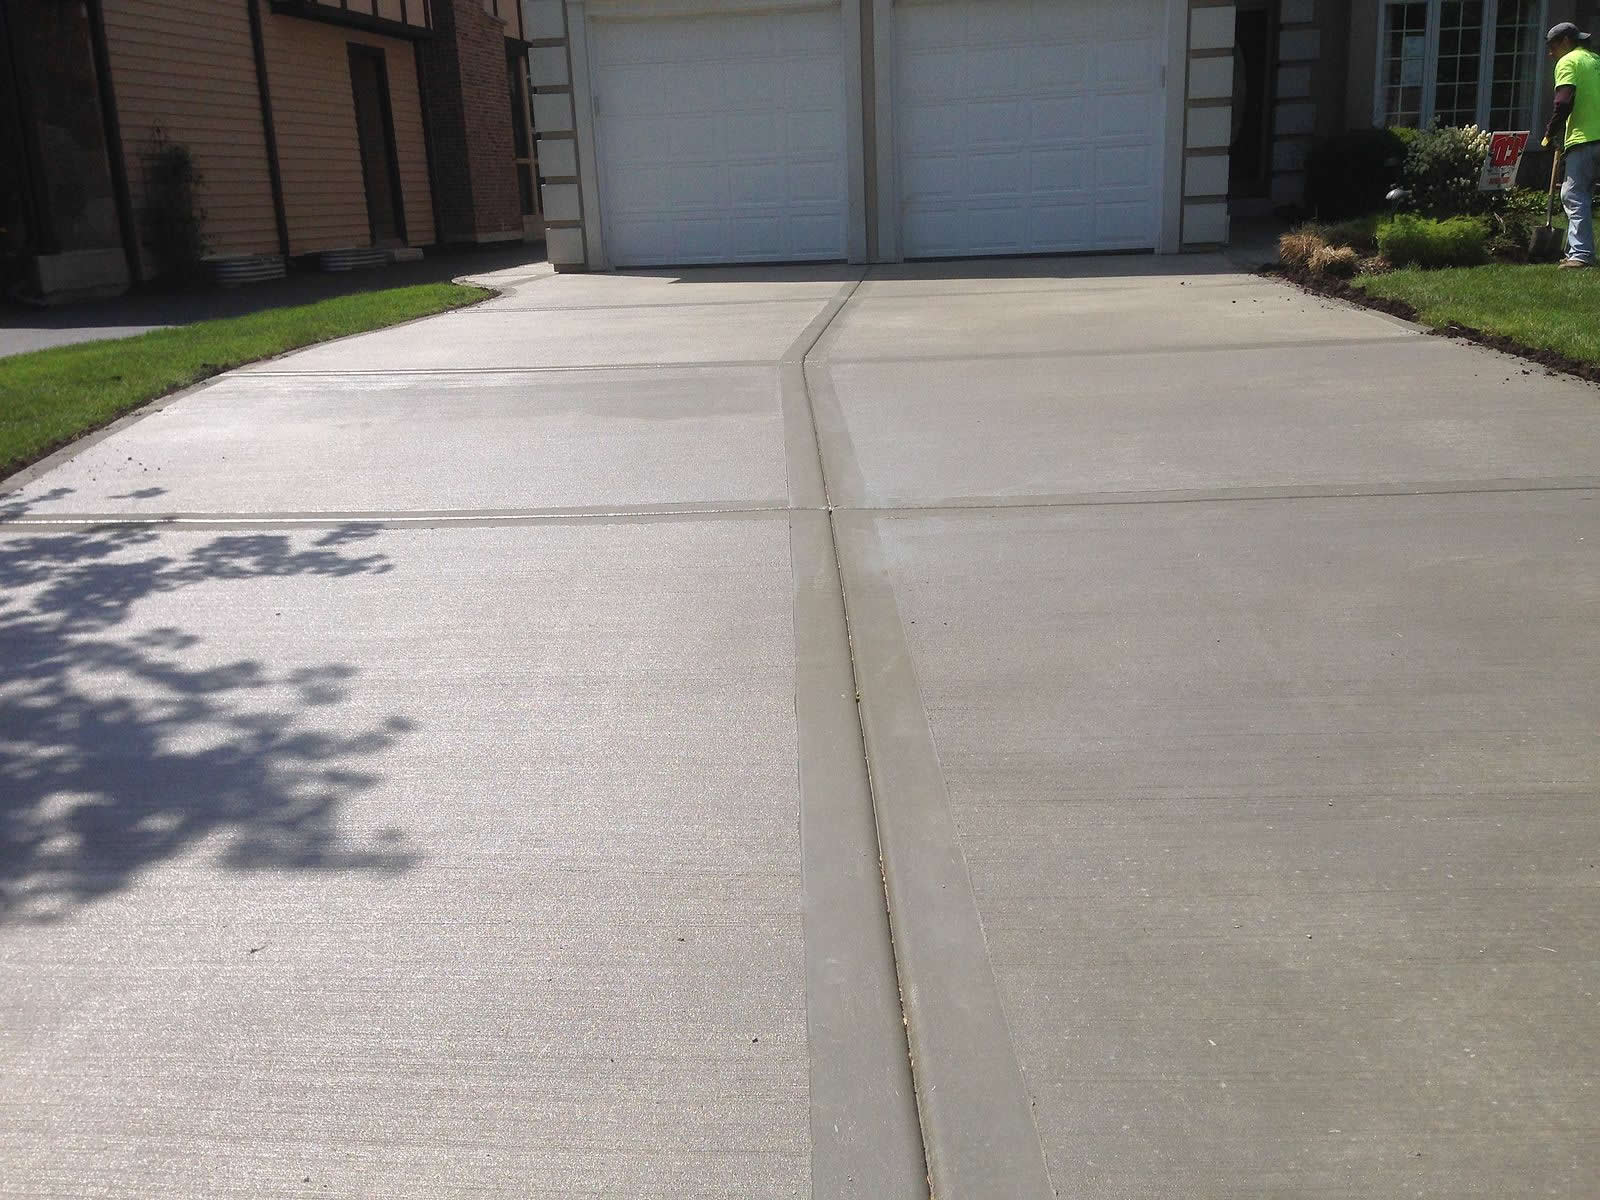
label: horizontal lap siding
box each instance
[101,0,278,271]
[261,16,434,253]
[387,41,436,245]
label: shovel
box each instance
[1530,150,1565,262]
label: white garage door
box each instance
[893,0,1166,258]
[590,9,850,267]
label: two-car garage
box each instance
[554,0,1193,268]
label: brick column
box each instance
[421,0,524,245]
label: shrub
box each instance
[1308,244,1360,278]
[140,128,206,281]
[1376,214,1489,268]
[1279,226,1328,268]
[1304,128,1409,221]
[1401,124,1492,217]
[1321,214,1381,254]
[1486,186,1556,260]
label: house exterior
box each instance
[0,0,542,301]
[523,0,1597,271]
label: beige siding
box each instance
[101,0,278,271]
[261,15,435,254]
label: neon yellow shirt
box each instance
[1555,48,1600,148]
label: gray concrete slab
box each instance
[850,493,1600,1198]
[818,340,1600,507]
[250,300,834,373]
[471,265,858,312]
[820,278,1411,362]
[5,366,789,515]
[0,518,810,1197]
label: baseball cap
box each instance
[1546,22,1592,43]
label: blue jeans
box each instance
[1563,140,1599,264]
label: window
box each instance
[1375,0,1548,130]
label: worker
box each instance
[1544,22,1600,268]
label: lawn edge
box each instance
[1265,266,1600,387]
[0,282,498,493]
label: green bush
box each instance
[1303,128,1409,221]
[1376,214,1490,268]
[1486,187,1560,259]
[1401,124,1491,217]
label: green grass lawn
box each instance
[1,281,490,480]
[1353,263,1600,366]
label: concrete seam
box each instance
[0,506,805,533]
[790,510,928,1199]
[778,274,928,1194]
[799,276,1053,1196]
[849,479,1600,514]
[829,509,1055,1200]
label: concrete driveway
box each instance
[2,254,1597,1198]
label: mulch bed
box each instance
[1269,265,1600,387]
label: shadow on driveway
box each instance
[0,491,419,923]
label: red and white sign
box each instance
[1480,131,1530,190]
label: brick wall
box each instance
[420,0,522,244]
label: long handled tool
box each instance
[1530,150,1565,262]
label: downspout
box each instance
[247,0,292,262]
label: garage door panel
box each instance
[904,154,961,199]
[786,110,842,156]
[1031,148,1093,192]
[968,101,1026,146]
[895,0,1165,258]
[593,9,848,266]
[729,164,786,207]
[724,114,780,156]
[1097,145,1155,190]
[902,104,962,153]
[968,152,1027,196]
[1030,97,1093,138]
[1029,203,1094,245]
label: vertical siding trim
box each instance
[85,0,141,282]
[414,39,443,243]
[247,0,293,260]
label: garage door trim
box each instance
[572,0,868,270]
[870,0,1187,260]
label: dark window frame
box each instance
[347,42,408,246]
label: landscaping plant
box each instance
[1400,124,1492,217]
[1376,214,1489,268]
[140,128,207,282]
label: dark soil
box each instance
[1268,265,1600,387]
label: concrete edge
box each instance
[831,509,1054,1200]
[1,287,502,496]
[789,509,928,1199]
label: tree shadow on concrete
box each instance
[0,490,419,923]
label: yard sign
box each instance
[1479,131,1530,191]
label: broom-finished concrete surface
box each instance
[3,252,1597,1198]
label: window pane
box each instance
[1433,0,1484,127]
[1381,2,1430,126]
[1489,0,1540,129]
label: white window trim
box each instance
[1372,0,1550,130]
